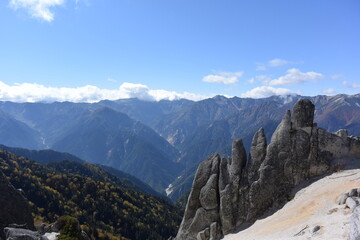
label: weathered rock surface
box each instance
[349,188,359,197]
[174,154,221,240]
[292,98,315,128]
[4,227,48,240]
[0,170,34,239]
[336,193,349,205]
[247,128,267,184]
[346,197,358,211]
[350,206,360,240]
[174,99,360,240]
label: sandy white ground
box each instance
[224,167,360,240]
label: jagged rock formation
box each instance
[174,99,360,240]
[0,170,34,239]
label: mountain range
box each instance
[0,93,359,199]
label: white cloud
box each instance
[0,81,208,103]
[9,0,65,22]
[323,88,336,95]
[267,68,323,86]
[268,58,289,67]
[330,74,344,79]
[256,64,267,71]
[256,58,290,71]
[240,86,294,99]
[202,71,243,84]
[256,75,272,83]
[343,81,360,89]
[247,78,255,84]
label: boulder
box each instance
[4,228,48,240]
[312,225,321,233]
[346,197,358,211]
[43,232,59,240]
[336,193,349,205]
[350,206,360,240]
[349,188,359,197]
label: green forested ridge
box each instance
[0,150,181,240]
[0,144,84,164]
[46,160,164,198]
[97,164,163,198]
[0,144,164,197]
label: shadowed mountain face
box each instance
[97,98,194,127]
[51,108,182,193]
[0,94,359,197]
[0,102,182,193]
[0,110,43,149]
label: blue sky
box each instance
[0,0,359,102]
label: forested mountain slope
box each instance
[0,150,182,240]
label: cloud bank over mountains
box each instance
[0,80,296,102]
[0,81,208,103]
[0,65,340,102]
[240,86,294,98]
[0,67,329,102]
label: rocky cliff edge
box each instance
[173,99,360,240]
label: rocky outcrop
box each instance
[174,99,360,240]
[351,206,360,240]
[0,170,34,239]
[174,154,221,240]
[247,128,267,184]
[292,98,315,128]
[4,228,48,240]
[337,188,360,240]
